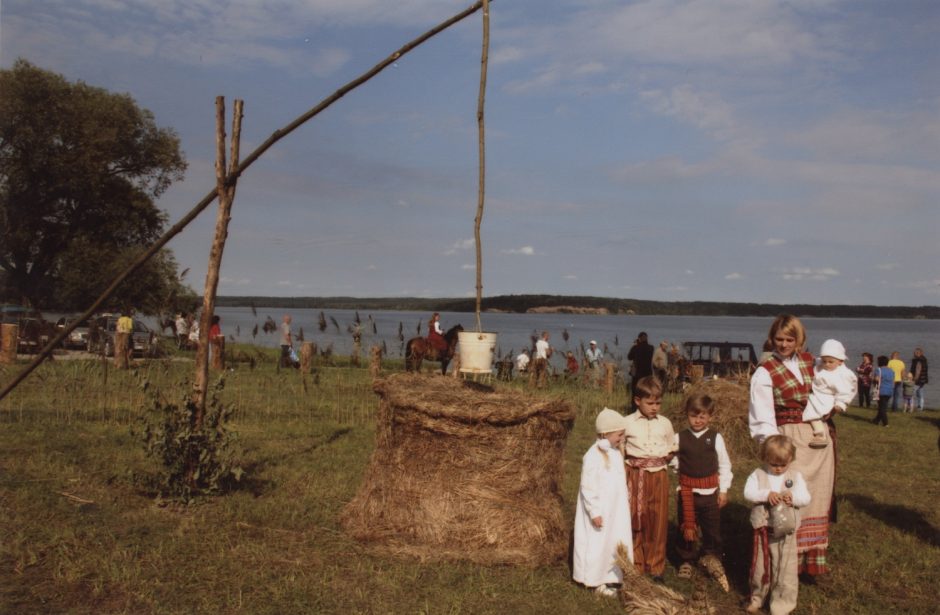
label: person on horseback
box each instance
[427,312,448,354]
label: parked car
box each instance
[87,315,156,357]
[55,316,92,350]
[1,305,55,354]
[15,317,56,354]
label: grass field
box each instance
[1,353,938,614]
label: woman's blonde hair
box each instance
[761,434,796,465]
[765,314,806,353]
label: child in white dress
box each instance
[573,408,634,597]
[802,339,857,449]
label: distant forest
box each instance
[215,294,939,319]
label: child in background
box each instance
[622,376,677,581]
[573,408,633,597]
[671,393,732,591]
[745,435,811,615]
[802,339,857,449]
[902,372,916,412]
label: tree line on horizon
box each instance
[214,294,939,320]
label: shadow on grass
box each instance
[242,427,353,489]
[913,414,940,428]
[838,412,878,424]
[842,493,940,548]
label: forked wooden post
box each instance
[193,97,243,422]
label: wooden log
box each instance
[0,324,17,364]
[300,341,316,373]
[369,345,382,379]
[604,362,616,394]
[113,332,129,369]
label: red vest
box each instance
[760,352,814,426]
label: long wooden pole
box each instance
[473,0,490,333]
[0,1,487,403]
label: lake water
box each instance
[205,307,939,402]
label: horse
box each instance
[405,324,463,375]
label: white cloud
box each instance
[460,263,474,270]
[876,263,898,271]
[764,238,787,247]
[640,85,739,141]
[685,270,695,276]
[444,238,475,255]
[502,246,536,256]
[778,267,840,281]
[564,274,577,280]
[725,272,744,280]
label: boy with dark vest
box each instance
[671,392,732,591]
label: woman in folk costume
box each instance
[426,312,448,354]
[748,315,835,582]
[573,408,634,597]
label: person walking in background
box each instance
[627,332,654,411]
[856,353,873,409]
[902,372,916,413]
[175,312,189,349]
[910,348,928,412]
[515,348,530,375]
[586,340,603,371]
[115,309,134,368]
[872,356,894,427]
[887,352,905,412]
[572,408,633,597]
[279,314,293,368]
[531,331,552,388]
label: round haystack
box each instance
[341,373,576,566]
[667,378,757,464]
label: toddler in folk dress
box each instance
[745,435,811,615]
[573,408,634,597]
[802,339,857,449]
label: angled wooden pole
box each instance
[0,1,488,403]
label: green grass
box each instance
[1,356,938,614]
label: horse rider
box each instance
[427,312,448,354]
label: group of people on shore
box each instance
[856,348,929,426]
[573,315,849,614]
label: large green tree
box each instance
[0,59,189,314]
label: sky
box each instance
[2,0,939,306]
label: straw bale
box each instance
[665,378,757,464]
[341,373,576,566]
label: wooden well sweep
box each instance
[341,373,576,566]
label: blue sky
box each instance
[3,0,938,306]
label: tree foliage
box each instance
[0,59,188,313]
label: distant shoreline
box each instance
[214,294,939,320]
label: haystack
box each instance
[667,379,757,464]
[341,373,576,566]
